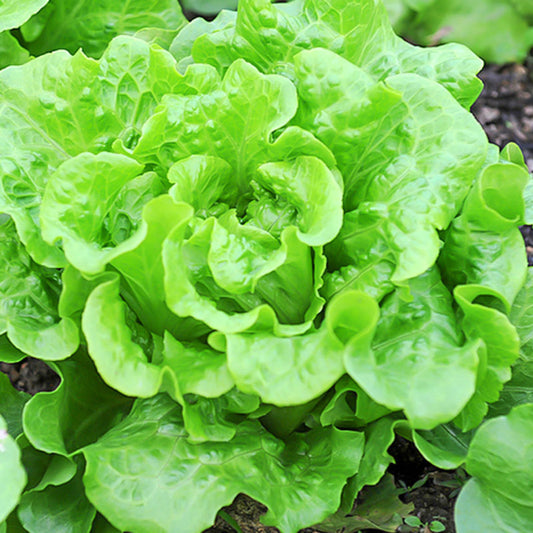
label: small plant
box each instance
[403,515,446,532]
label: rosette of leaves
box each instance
[0,1,532,532]
[383,0,533,63]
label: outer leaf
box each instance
[0,416,26,523]
[169,10,236,72]
[18,460,96,533]
[0,36,187,266]
[0,32,31,69]
[21,0,187,58]
[0,51,99,266]
[83,395,364,533]
[22,351,132,456]
[455,404,533,532]
[0,373,29,438]
[0,0,48,32]
[412,423,473,469]
[489,268,533,416]
[406,0,533,64]
[193,0,483,106]
[181,0,237,15]
[0,218,79,360]
[345,268,481,430]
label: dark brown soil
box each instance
[1,51,532,533]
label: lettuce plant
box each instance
[383,0,533,63]
[0,0,532,532]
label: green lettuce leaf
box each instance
[0,32,31,69]
[345,268,481,430]
[83,394,364,533]
[0,0,48,32]
[18,459,96,533]
[455,403,533,533]
[294,47,486,283]
[440,161,529,311]
[192,0,483,106]
[22,351,132,456]
[21,0,187,58]
[0,373,29,438]
[0,36,188,266]
[453,285,521,430]
[0,218,79,360]
[0,415,26,523]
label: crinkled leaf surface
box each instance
[191,0,483,106]
[21,0,187,58]
[0,218,78,360]
[84,394,364,533]
[0,36,186,266]
[294,48,487,282]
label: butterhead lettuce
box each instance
[0,1,532,532]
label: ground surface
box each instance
[1,53,532,533]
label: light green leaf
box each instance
[163,212,322,334]
[0,51,99,266]
[168,155,237,215]
[345,268,481,430]
[133,58,296,183]
[0,415,26,523]
[84,394,364,533]
[169,10,236,72]
[252,156,343,246]
[455,404,533,533]
[225,290,376,406]
[134,58,332,187]
[21,0,186,58]
[0,0,48,32]
[0,36,187,266]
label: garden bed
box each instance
[1,51,531,533]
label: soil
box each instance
[1,52,532,533]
